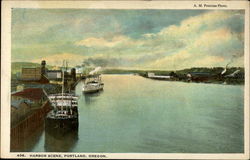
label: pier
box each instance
[11,100,51,151]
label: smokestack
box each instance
[71,68,76,81]
[41,60,46,75]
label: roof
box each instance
[22,67,41,70]
[20,78,41,81]
[12,88,46,100]
[11,100,24,109]
[47,70,62,73]
[11,99,32,109]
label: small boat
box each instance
[45,60,78,132]
[82,74,104,93]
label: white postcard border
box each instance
[1,1,249,159]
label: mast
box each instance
[66,60,68,73]
[61,60,65,111]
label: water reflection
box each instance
[45,127,78,152]
[83,91,103,105]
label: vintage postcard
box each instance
[1,0,249,159]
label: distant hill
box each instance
[176,67,244,75]
[102,67,244,76]
[11,62,55,74]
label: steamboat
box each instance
[83,74,104,94]
[45,60,78,132]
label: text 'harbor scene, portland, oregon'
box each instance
[10,9,245,154]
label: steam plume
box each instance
[221,54,239,75]
[89,66,102,75]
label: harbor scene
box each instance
[10,9,245,153]
[11,73,244,153]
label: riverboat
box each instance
[82,74,104,93]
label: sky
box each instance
[12,9,244,70]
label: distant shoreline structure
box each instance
[102,67,244,85]
[11,61,244,85]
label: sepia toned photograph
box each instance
[1,0,249,159]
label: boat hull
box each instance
[83,87,103,94]
[45,114,79,134]
[83,84,104,94]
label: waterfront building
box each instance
[11,87,51,127]
[147,72,172,79]
[186,72,212,81]
[147,72,155,78]
[11,88,48,108]
[47,70,62,80]
[21,67,42,81]
[10,97,52,151]
[14,83,61,95]
[20,60,49,83]
[11,99,31,125]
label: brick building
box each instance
[20,60,49,83]
[21,67,42,81]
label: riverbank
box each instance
[102,67,244,85]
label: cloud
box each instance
[31,53,86,66]
[147,29,243,69]
[13,10,244,69]
[75,35,143,48]
[75,36,127,48]
[73,10,244,70]
[191,28,244,58]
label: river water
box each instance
[30,74,244,153]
